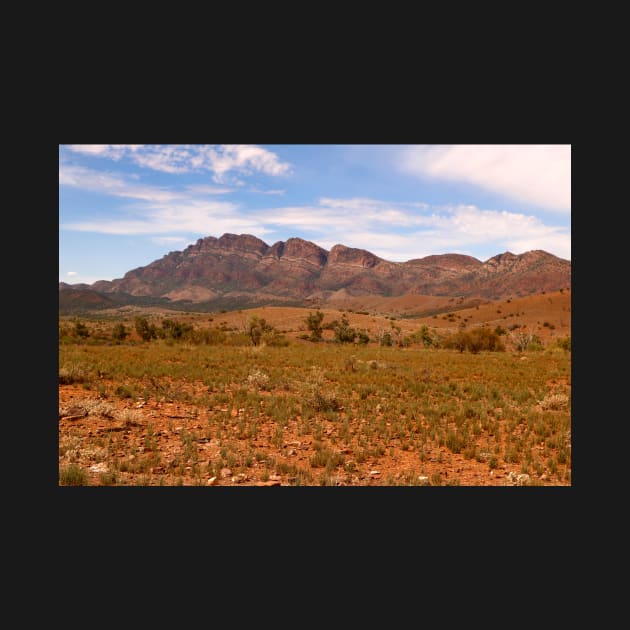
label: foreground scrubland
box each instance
[59,307,571,486]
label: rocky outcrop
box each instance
[60,233,571,307]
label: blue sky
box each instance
[59,144,571,285]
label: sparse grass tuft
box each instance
[539,392,569,410]
[59,464,89,486]
[59,363,92,385]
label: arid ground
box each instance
[59,290,571,486]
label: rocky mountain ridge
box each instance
[60,233,571,311]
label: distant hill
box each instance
[58,287,118,312]
[59,233,571,313]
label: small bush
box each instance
[540,393,569,410]
[135,317,157,341]
[334,314,357,344]
[445,431,466,454]
[59,464,89,486]
[305,310,324,341]
[74,321,90,338]
[299,367,341,412]
[556,336,571,352]
[59,363,92,385]
[111,323,128,341]
[380,332,393,347]
[114,385,134,399]
[247,368,270,391]
[443,328,504,353]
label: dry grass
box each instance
[59,296,570,486]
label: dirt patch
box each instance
[59,383,569,487]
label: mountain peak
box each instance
[59,235,571,310]
[328,243,381,268]
[216,233,269,254]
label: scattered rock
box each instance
[256,480,281,486]
[89,463,108,473]
[220,467,232,478]
[370,470,380,476]
[207,477,218,486]
[417,476,430,485]
[507,471,532,486]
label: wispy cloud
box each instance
[62,199,265,236]
[64,144,292,182]
[400,144,571,212]
[186,184,234,195]
[249,188,286,195]
[59,163,186,202]
[66,271,78,277]
[60,163,260,236]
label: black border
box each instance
[52,90,578,570]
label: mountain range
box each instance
[59,233,571,313]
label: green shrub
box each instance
[135,317,157,341]
[380,332,393,347]
[74,321,90,338]
[334,314,357,344]
[445,431,466,454]
[443,328,504,353]
[160,318,194,340]
[111,323,128,341]
[356,330,370,345]
[60,464,89,486]
[305,310,324,341]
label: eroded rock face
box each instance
[61,234,571,307]
[327,244,381,268]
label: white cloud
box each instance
[186,184,235,195]
[63,144,292,181]
[66,271,78,276]
[400,144,571,212]
[59,163,185,202]
[67,145,144,160]
[208,145,291,183]
[249,188,286,195]
[261,198,570,261]
[60,163,258,236]
[62,198,258,236]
